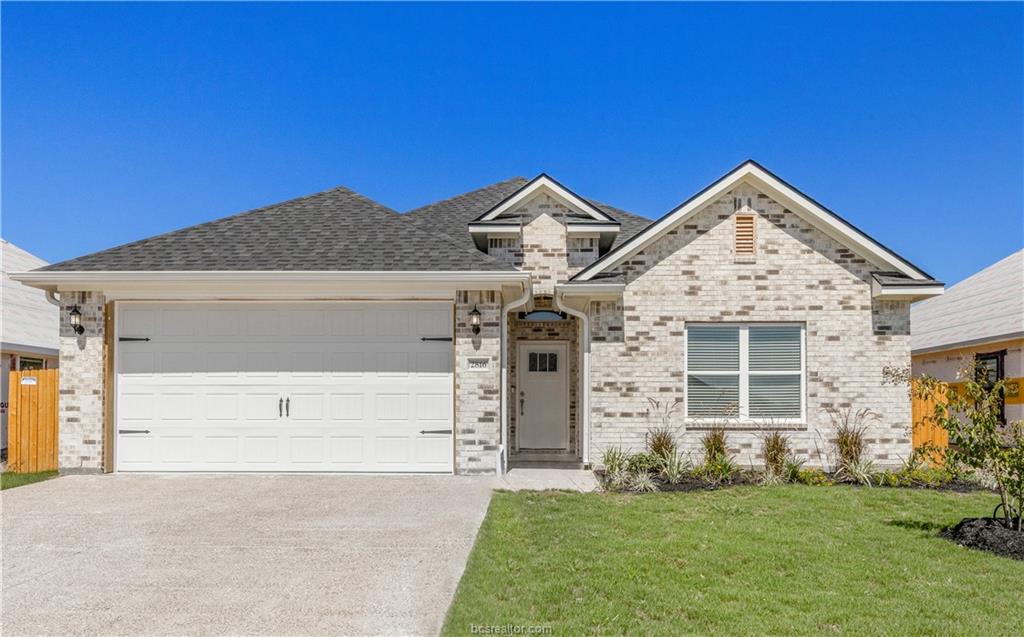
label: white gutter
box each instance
[554,289,592,468]
[499,282,532,473]
[44,290,61,307]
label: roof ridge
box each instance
[405,177,527,215]
[39,184,392,271]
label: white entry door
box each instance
[115,302,454,473]
[517,342,569,449]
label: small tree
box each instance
[915,364,1024,531]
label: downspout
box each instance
[555,290,591,468]
[45,290,61,307]
[499,281,532,473]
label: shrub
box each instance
[837,458,875,487]
[647,427,677,461]
[660,451,691,484]
[627,452,661,475]
[795,467,833,486]
[696,454,737,486]
[602,446,629,475]
[629,471,659,493]
[761,431,791,479]
[825,406,879,482]
[701,427,729,463]
[916,363,1024,531]
[784,457,806,483]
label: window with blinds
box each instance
[685,324,804,422]
[734,214,756,256]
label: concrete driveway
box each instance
[1,474,495,636]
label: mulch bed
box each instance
[941,517,1024,561]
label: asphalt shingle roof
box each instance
[911,250,1024,353]
[40,186,513,272]
[403,178,653,248]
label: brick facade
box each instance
[57,291,106,473]
[454,290,502,474]
[588,184,912,468]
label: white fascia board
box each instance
[468,223,521,235]
[10,270,530,300]
[566,223,620,234]
[574,162,930,282]
[477,175,613,223]
[871,279,945,301]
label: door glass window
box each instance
[18,357,44,371]
[527,352,557,373]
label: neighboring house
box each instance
[13,160,944,475]
[912,250,1023,423]
[2,239,60,452]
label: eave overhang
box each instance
[11,270,531,301]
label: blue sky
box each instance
[3,2,1021,285]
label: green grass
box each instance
[1,470,58,490]
[443,486,1023,636]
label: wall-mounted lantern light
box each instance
[469,305,481,335]
[69,306,84,335]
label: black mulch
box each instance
[941,517,1024,561]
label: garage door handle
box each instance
[118,337,151,342]
[118,429,150,434]
[419,429,452,435]
[421,337,453,342]
[286,397,290,417]
[279,398,283,417]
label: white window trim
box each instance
[683,322,806,426]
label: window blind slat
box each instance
[687,375,739,417]
[749,326,801,371]
[687,326,739,371]
[749,374,801,418]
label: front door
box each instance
[517,342,569,449]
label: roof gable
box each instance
[572,160,936,282]
[473,174,615,223]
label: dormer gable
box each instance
[468,173,622,254]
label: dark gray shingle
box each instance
[41,185,513,272]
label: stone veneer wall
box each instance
[508,303,579,456]
[454,290,502,474]
[58,291,107,473]
[588,184,912,468]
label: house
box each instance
[2,239,60,453]
[12,160,944,475]
[912,250,1023,423]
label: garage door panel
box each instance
[329,436,365,463]
[117,302,453,472]
[202,436,240,463]
[158,435,193,463]
[289,393,324,420]
[121,351,156,376]
[158,393,195,421]
[243,436,279,463]
[243,393,282,421]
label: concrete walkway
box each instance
[1,474,494,637]
[497,468,599,492]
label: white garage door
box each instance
[115,302,454,472]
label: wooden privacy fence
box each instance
[7,369,59,473]
[911,378,948,457]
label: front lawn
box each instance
[1,470,58,490]
[443,486,1022,636]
